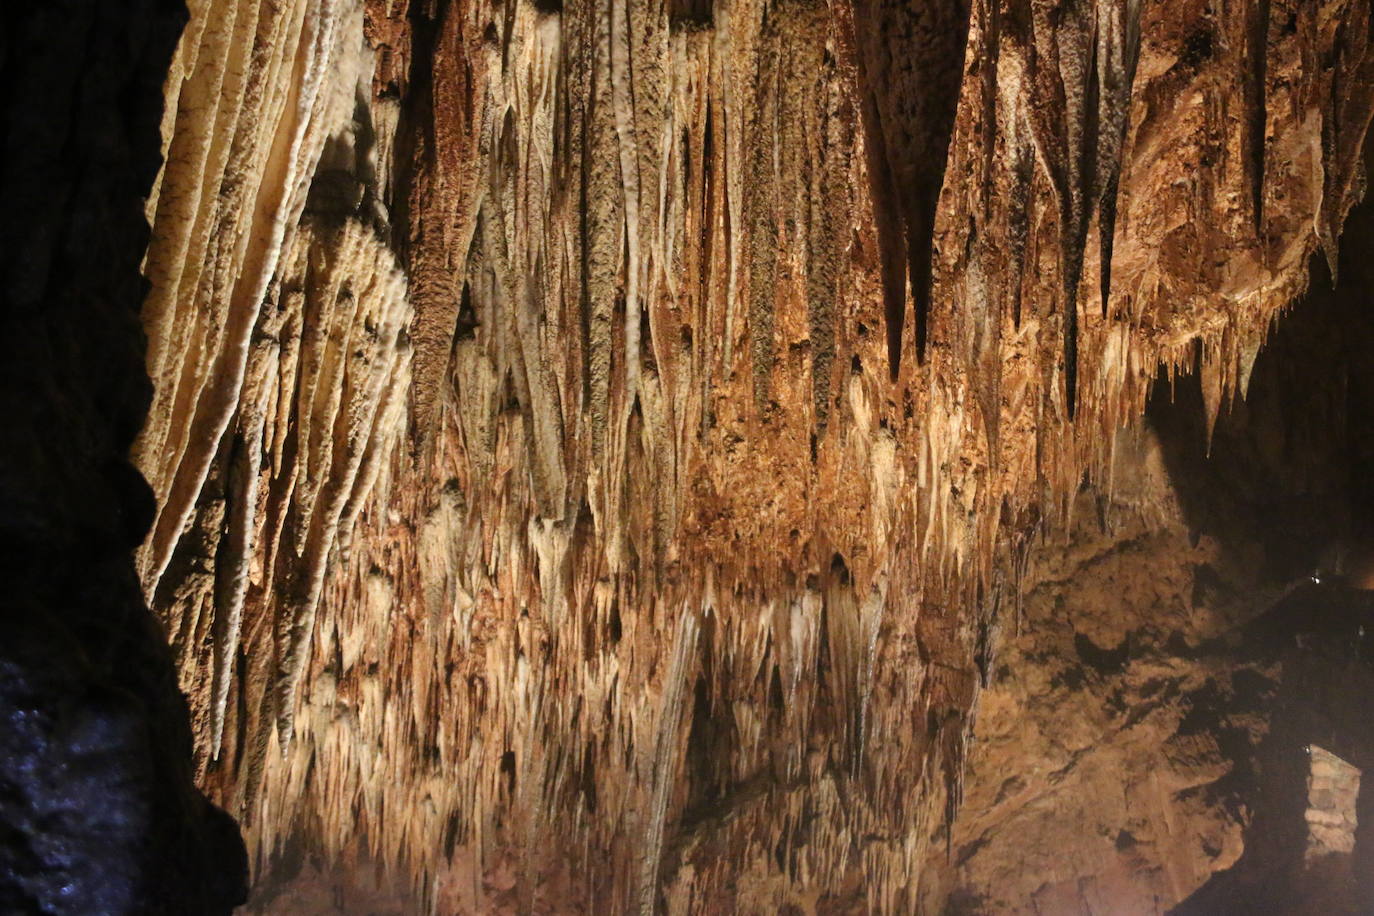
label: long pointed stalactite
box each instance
[113,0,1374,910]
[852,0,970,378]
[1094,0,1142,316]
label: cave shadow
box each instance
[1146,252,1374,592]
[1168,584,1374,914]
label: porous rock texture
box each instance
[925,428,1256,914]
[0,1,247,913]
[933,195,1374,915]
[119,0,1374,910]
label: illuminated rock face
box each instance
[114,0,1374,910]
[938,208,1374,915]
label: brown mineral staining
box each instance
[129,0,1374,910]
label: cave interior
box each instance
[6,0,1374,913]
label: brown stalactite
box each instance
[1021,0,1097,419]
[392,0,488,441]
[1249,0,1272,239]
[1320,0,1374,282]
[1094,0,1141,316]
[852,0,972,378]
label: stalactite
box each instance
[1319,0,1374,282]
[395,0,488,440]
[1007,121,1035,331]
[1094,0,1142,315]
[852,0,972,377]
[136,0,366,596]
[1022,0,1096,419]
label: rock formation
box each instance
[6,0,1374,911]
[932,188,1374,913]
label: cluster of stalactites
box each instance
[130,0,1374,911]
[134,0,413,773]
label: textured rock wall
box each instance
[127,0,1374,910]
[1304,747,1358,864]
[926,431,1265,913]
[0,2,247,912]
[934,189,1374,914]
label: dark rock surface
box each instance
[0,1,247,912]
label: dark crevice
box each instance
[670,0,713,32]
[0,3,246,913]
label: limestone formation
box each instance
[103,0,1374,910]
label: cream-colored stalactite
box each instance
[136,0,366,597]
[136,0,416,767]
[256,218,413,751]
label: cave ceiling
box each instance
[83,0,1374,909]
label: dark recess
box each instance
[0,2,247,912]
[1152,152,1374,914]
[670,0,713,31]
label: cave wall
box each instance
[0,1,247,912]
[934,182,1374,913]
[925,427,1268,913]
[121,0,1374,910]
